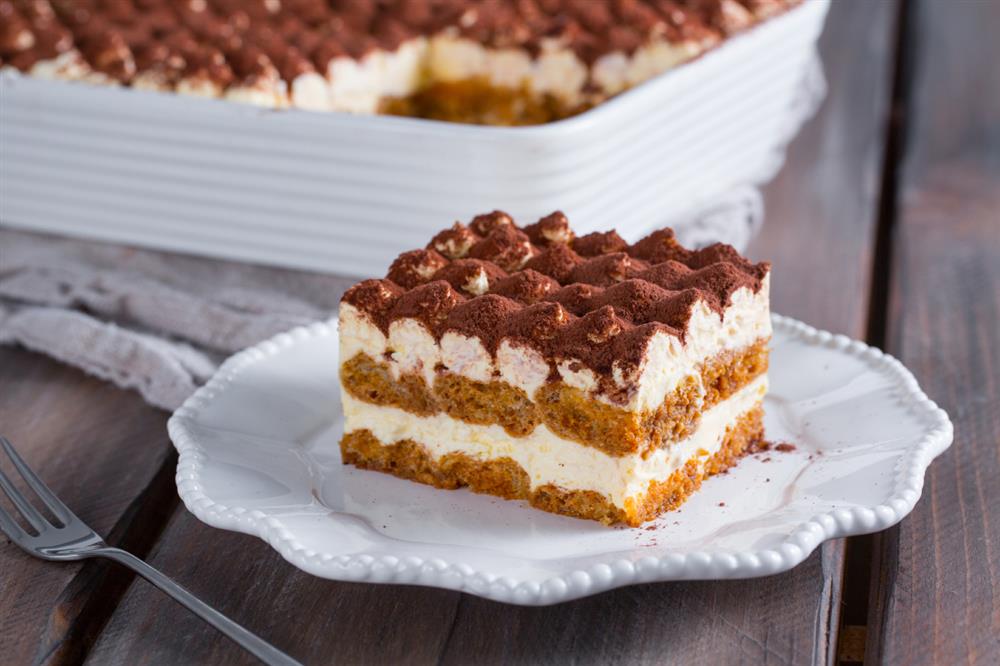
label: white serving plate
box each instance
[169,314,952,605]
[1,1,829,276]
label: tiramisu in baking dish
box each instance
[338,211,771,525]
[2,0,801,124]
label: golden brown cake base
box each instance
[340,405,764,527]
[380,77,590,126]
[340,339,769,456]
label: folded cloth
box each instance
[0,229,355,410]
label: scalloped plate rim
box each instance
[168,314,953,605]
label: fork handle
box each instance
[96,547,301,666]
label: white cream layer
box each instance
[425,33,708,106]
[28,51,93,81]
[338,273,770,413]
[592,39,705,95]
[225,80,288,108]
[427,35,588,104]
[343,375,767,509]
[327,38,427,113]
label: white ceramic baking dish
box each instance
[0,0,829,276]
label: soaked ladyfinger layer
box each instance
[340,338,768,457]
[341,399,765,526]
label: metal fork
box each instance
[0,436,300,666]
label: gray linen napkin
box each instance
[0,229,355,410]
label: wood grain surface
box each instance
[0,348,173,664]
[80,2,900,664]
[866,0,1000,663]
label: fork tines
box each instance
[0,436,70,536]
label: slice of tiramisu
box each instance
[338,211,770,526]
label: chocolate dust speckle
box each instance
[752,440,801,457]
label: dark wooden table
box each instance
[2,2,998,664]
